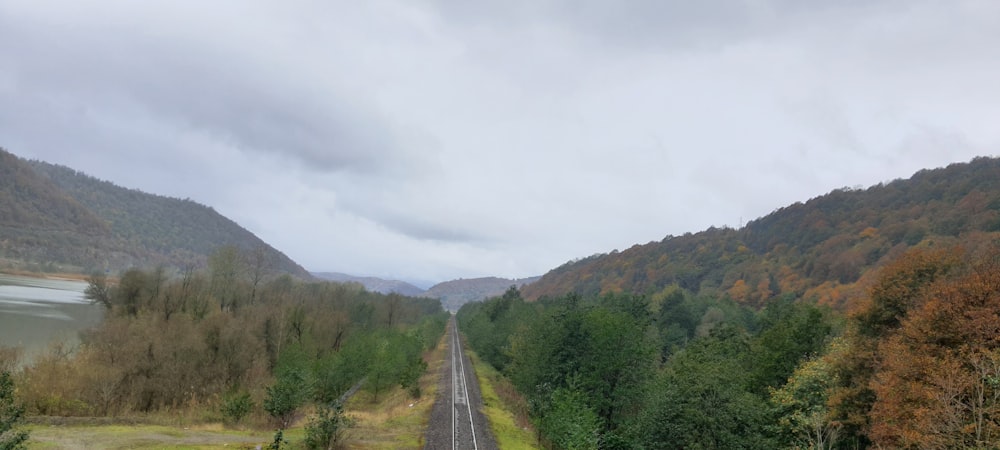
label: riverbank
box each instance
[0,268,89,282]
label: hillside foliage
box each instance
[0,148,309,277]
[524,157,1000,311]
[461,245,1000,449]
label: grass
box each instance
[465,348,540,450]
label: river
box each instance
[0,273,105,360]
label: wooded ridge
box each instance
[0,148,309,278]
[524,156,1000,311]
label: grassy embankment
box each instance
[464,346,540,449]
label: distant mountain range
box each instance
[313,271,540,311]
[0,148,310,278]
[312,272,425,296]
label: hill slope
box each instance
[523,156,1000,310]
[0,148,310,277]
[312,272,425,296]
[423,276,540,311]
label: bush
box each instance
[220,390,254,425]
[304,402,353,450]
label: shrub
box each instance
[220,390,254,425]
[304,402,353,450]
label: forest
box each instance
[459,244,1000,449]
[0,246,447,448]
[0,148,308,277]
[525,157,1000,312]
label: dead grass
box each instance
[24,423,283,449]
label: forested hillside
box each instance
[460,246,1000,448]
[459,156,1000,449]
[0,148,309,277]
[524,156,1000,310]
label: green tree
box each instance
[632,326,774,449]
[749,295,833,393]
[539,387,600,450]
[770,351,841,450]
[0,371,29,450]
[114,268,147,317]
[264,369,311,428]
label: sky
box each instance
[1,1,998,287]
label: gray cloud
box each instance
[1,0,998,282]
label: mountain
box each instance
[0,148,310,278]
[423,276,541,311]
[312,272,425,296]
[523,156,1000,310]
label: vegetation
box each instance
[303,402,351,450]
[0,372,28,450]
[6,247,447,448]
[465,350,539,450]
[524,157,1000,312]
[461,244,1000,449]
[422,276,541,311]
[0,147,309,277]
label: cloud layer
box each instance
[2,0,998,284]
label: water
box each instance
[0,273,105,359]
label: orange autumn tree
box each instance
[869,247,1000,448]
[829,247,961,447]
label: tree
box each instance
[538,387,600,450]
[0,371,28,450]
[243,245,275,306]
[770,352,841,450]
[114,269,147,317]
[632,326,774,449]
[84,271,112,310]
[869,249,1000,448]
[749,295,833,393]
[828,247,960,446]
[209,246,242,313]
[264,369,311,428]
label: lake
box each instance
[0,273,105,360]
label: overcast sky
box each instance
[1,1,998,286]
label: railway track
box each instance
[451,321,479,449]
[424,316,496,450]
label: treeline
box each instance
[2,248,447,426]
[525,157,1000,310]
[459,244,1000,449]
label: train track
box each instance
[424,316,496,449]
[451,321,479,449]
